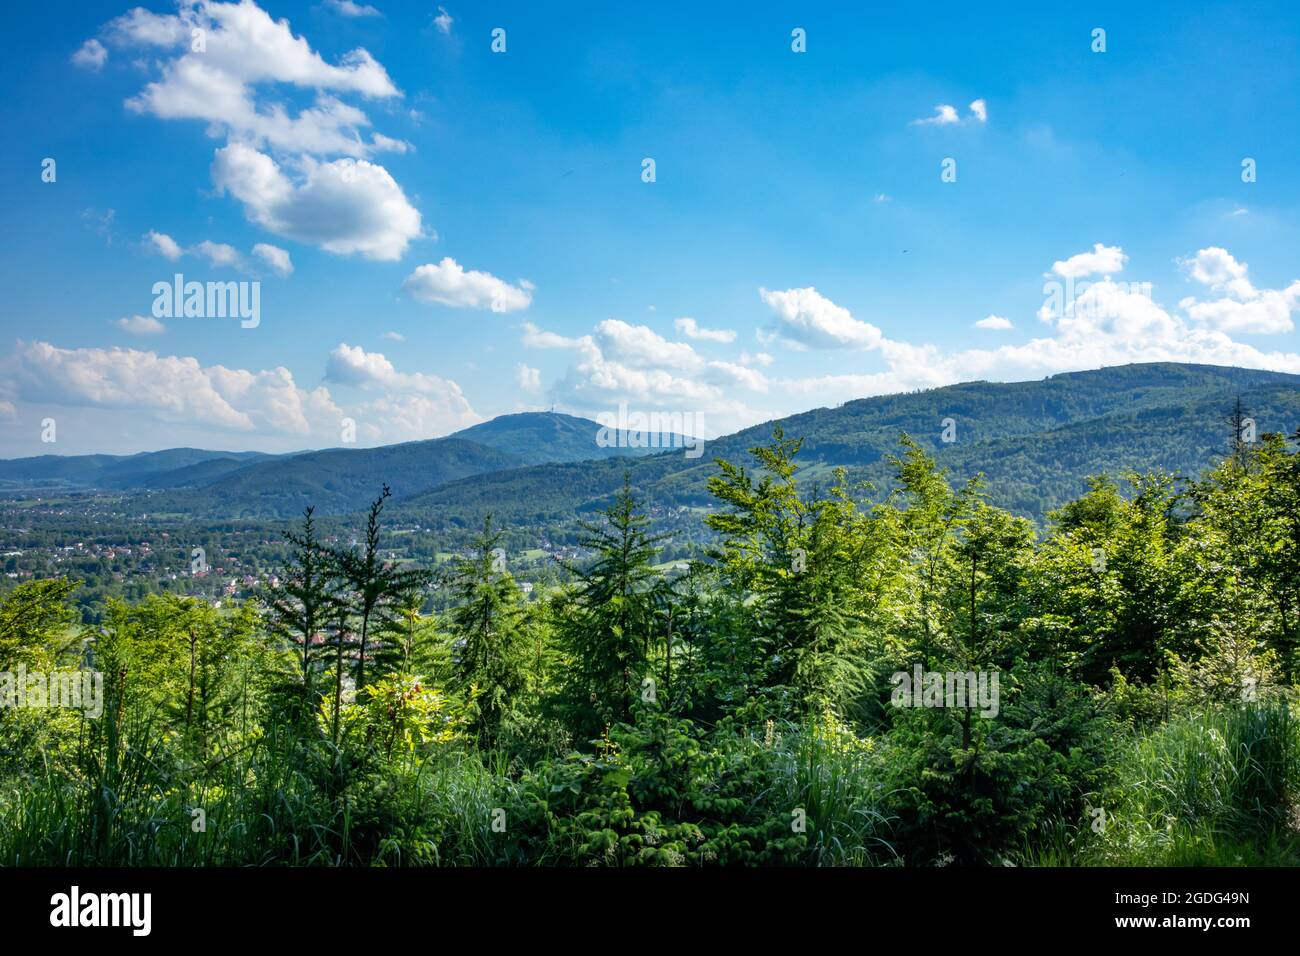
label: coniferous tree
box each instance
[447,516,527,748]
[330,486,429,699]
[262,507,338,724]
[556,477,667,738]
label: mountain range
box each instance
[3,363,1298,525]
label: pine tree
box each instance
[556,477,667,738]
[706,428,888,717]
[262,507,338,723]
[330,486,428,699]
[447,516,527,748]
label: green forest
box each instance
[2,424,1298,867]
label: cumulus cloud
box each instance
[90,2,422,260]
[1050,242,1128,279]
[347,392,481,443]
[326,0,381,17]
[72,39,108,71]
[219,242,1300,442]
[913,99,986,126]
[704,361,769,392]
[518,318,766,433]
[2,341,339,435]
[975,314,1013,331]
[323,343,479,437]
[117,0,400,156]
[192,239,244,268]
[212,143,421,260]
[1177,247,1299,334]
[145,230,184,261]
[434,6,453,34]
[381,331,405,342]
[116,315,166,335]
[143,230,293,276]
[105,7,189,47]
[674,317,736,343]
[521,321,585,350]
[252,242,293,276]
[759,286,884,350]
[595,320,699,369]
[0,336,484,448]
[516,363,541,392]
[769,250,1300,407]
[402,258,533,311]
[1180,247,1254,298]
[914,104,959,126]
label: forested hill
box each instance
[398,363,1300,528]
[450,410,694,465]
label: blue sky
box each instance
[2,0,1299,455]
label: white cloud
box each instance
[434,6,453,34]
[674,317,736,343]
[704,361,768,392]
[779,269,1300,403]
[72,39,108,71]
[96,2,421,258]
[117,1,402,157]
[759,286,884,350]
[975,314,1013,331]
[326,0,381,17]
[521,321,586,350]
[1050,243,1128,278]
[512,243,1300,441]
[348,393,481,443]
[105,7,189,47]
[402,257,533,311]
[252,242,293,276]
[323,343,479,437]
[144,230,184,261]
[1174,247,1300,334]
[912,99,987,126]
[212,143,421,260]
[1181,291,1300,335]
[381,331,405,342]
[0,337,484,448]
[1180,247,1254,298]
[144,231,293,276]
[325,343,461,396]
[517,319,763,433]
[914,104,960,126]
[2,341,339,435]
[595,319,699,369]
[192,239,244,268]
[115,315,166,335]
[516,363,541,392]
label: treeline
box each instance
[1,426,1298,866]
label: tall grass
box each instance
[0,707,513,867]
[6,699,1296,866]
[769,714,899,866]
[1072,697,1300,866]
